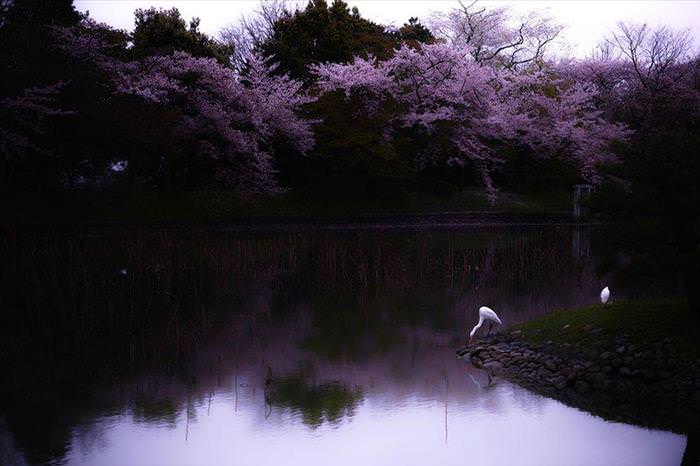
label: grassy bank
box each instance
[468,299,699,434]
[0,189,571,226]
[510,299,699,361]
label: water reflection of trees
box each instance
[1,227,600,370]
[267,374,363,428]
[133,396,179,426]
[0,226,609,465]
[1,397,72,466]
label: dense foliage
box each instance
[313,43,628,200]
[570,24,700,315]
[1,1,312,194]
[0,0,698,313]
[131,7,232,64]
[0,0,697,246]
[260,0,398,83]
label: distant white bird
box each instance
[600,286,610,304]
[110,160,128,172]
[468,306,502,345]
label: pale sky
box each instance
[74,1,700,57]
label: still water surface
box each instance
[0,226,686,465]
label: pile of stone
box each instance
[456,331,700,432]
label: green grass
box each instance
[510,299,699,361]
[0,188,571,226]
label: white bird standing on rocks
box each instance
[468,306,502,345]
[600,286,610,304]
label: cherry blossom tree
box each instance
[605,22,695,91]
[313,43,627,200]
[114,51,314,195]
[494,69,630,182]
[219,0,294,73]
[569,23,700,316]
[49,17,316,194]
[0,82,71,190]
[429,0,563,69]
[52,17,129,68]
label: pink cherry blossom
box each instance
[314,42,629,200]
[1,82,72,162]
[113,52,315,195]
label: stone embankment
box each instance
[457,332,700,432]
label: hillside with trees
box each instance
[1,1,698,314]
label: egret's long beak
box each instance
[467,336,473,346]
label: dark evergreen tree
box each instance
[0,0,81,27]
[260,0,395,83]
[131,7,231,65]
[393,17,435,48]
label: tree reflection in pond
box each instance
[268,374,363,428]
[132,396,178,427]
[0,226,685,466]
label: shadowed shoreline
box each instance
[0,211,597,237]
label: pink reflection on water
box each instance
[63,381,684,466]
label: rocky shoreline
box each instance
[457,331,700,433]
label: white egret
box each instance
[468,306,502,345]
[110,160,128,172]
[600,286,610,304]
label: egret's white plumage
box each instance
[468,306,502,345]
[600,286,610,304]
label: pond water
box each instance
[0,226,688,465]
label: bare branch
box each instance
[429,1,563,69]
[219,0,295,73]
[605,21,695,90]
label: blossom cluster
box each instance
[114,52,315,195]
[314,43,630,199]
